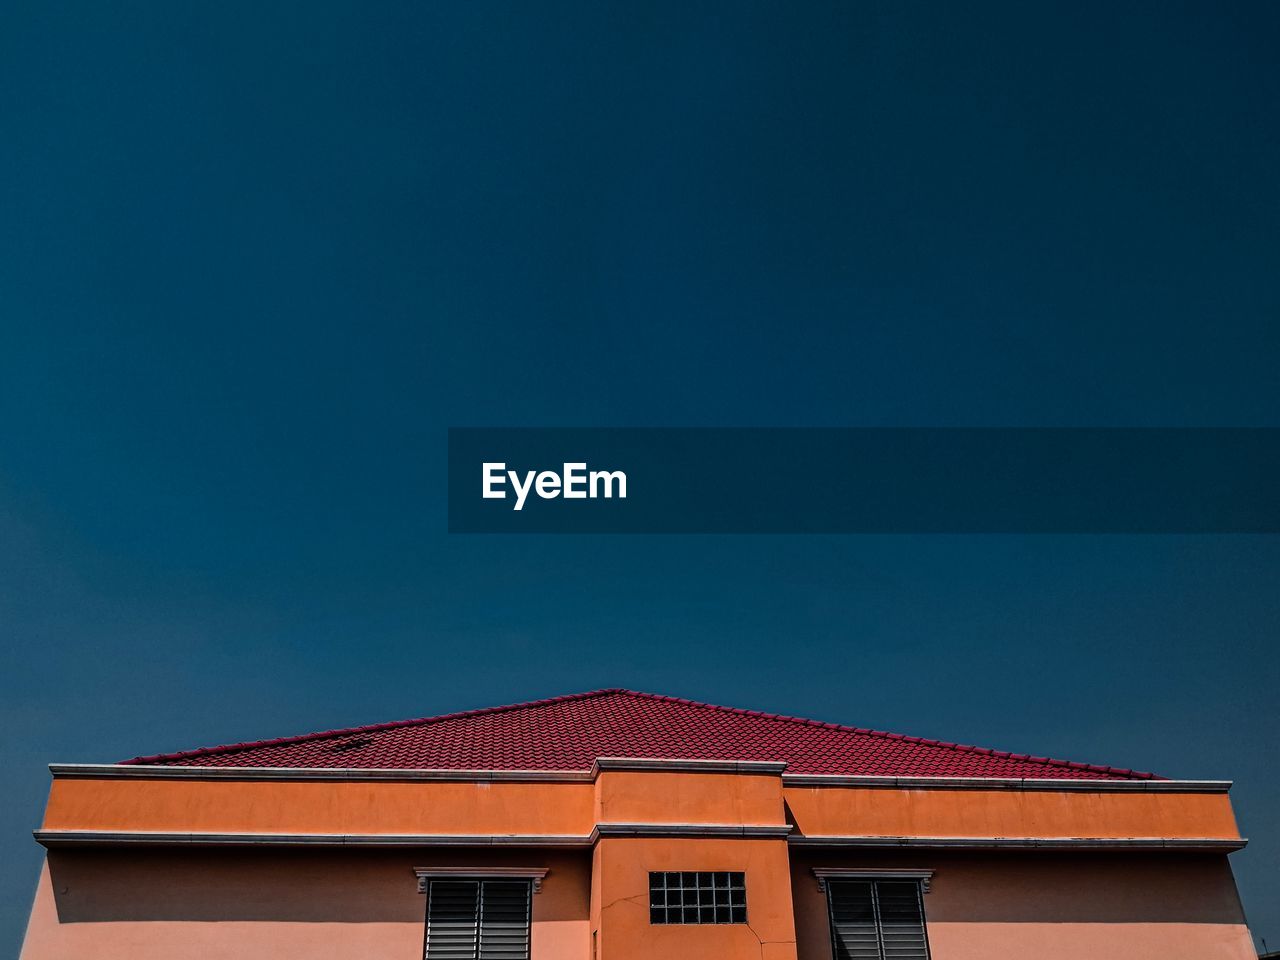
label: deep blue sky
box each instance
[2,1,1278,953]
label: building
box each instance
[20,688,1255,959]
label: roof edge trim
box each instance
[52,758,791,782]
[35,829,1244,852]
[592,758,788,775]
[34,823,793,848]
[788,835,1248,851]
[34,830,592,848]
[592,823,793,839]
[781,774,1231,793]
[51,762,1217,790]
[49,763,595,783]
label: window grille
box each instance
[827,879,930,960]
[424,879,531,960]
[648,871,747,924]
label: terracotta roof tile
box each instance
[119,688,1158,779]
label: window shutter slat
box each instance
[425,879,532,960]
[828,881,882,960]
[426,881,480,960]
[827,879,930,960]
[874,881,930,960]
[478,880,531,960]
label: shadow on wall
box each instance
[47,848,591,924]
[789,851,1249,926]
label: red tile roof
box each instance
[119,688,1157,779]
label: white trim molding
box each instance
[592,823,792,840]
[591,758,788,776]
[49,758,789,783]
[413,866,549,894]
[50,763,1231,793]
[813,868,934,893]
[781,775,1232,793]
[34,830,592,848]
[48,764,593,783]
[789,835,1247,852]
[33,824,794,848]
[33,828,1244,853]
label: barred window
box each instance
[649,871,746,924]
[827,879,930,960]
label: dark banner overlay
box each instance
[447,429,1280,534]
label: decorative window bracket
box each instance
[413,866,549,894]
[813,868,933,893]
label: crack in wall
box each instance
[599,894,798,960]
[600,892,648,914]
[745,919,796,960]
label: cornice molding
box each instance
[34,830,591,848]
[789,835,1247,852]
[591,758,788,776]
[47,763,592,783]
[35,827,1241,852]
[592,823,792,840]
[782,774,1232,793]
[49,757,788,783]
[50,763,1227,793]
[34,823,795,848]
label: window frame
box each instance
[648,870,748,925]
[820,871,933,960]
[416,868,545,960]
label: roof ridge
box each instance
[612,688,1160,780]
[116,688,627,766]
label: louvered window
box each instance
[827,879,930,960]
[424,879,532,960]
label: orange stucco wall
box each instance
[783,784,1241,840]
[42,777,596,836]
[592,836,798,960]
[23,768,1254,959]
[595,770,785,826]
[790,849,1256,960]
[42,774,1241,844]
[21,848,591,960]
[22,843,1254,960]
